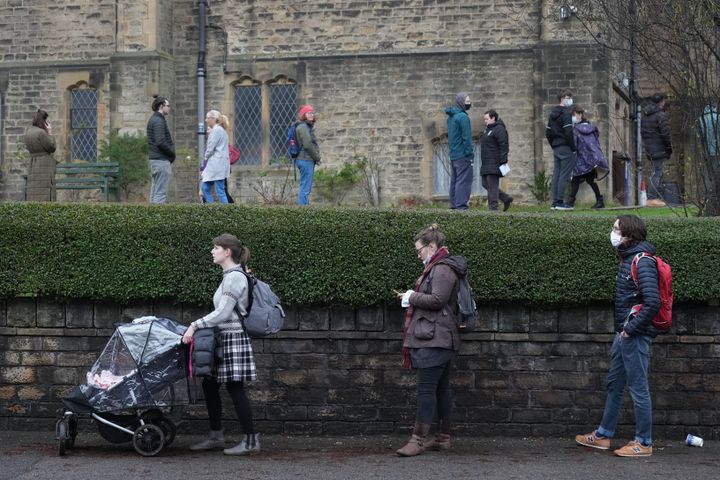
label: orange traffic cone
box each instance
[639,178,647,206]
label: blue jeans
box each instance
[449,156,473,210]
[416,362,453,424]
[647,157,666,200]
[551,146,575,205]
[296,159,315,206]
[201,179,228,203]
[597,333,653,445]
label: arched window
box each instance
[69,84,98,162]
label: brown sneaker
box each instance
[396,434,426,457]
[424,433,451,451]
[614,440,652,457]
[575,430,610,450]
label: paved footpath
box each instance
[1,430,719,480]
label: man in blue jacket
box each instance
[576,215,661,457]
[445,92,474,210]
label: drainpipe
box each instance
[197,0,207,170]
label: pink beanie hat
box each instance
[298,104,315,120]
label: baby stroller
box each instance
[56,316,190,456]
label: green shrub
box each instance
[99,132,149,198]
[0,203,718,306]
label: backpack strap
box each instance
[630,252,656,286]
[227,267,255,316]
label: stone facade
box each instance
[1,298,720,440]
[0,0,618,205]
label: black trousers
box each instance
[481,174,511,211]
[416,362,453,424]
[568,171,601,204]
[202,377,254,433]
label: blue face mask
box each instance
[565,98,574,108]
[572,116,579,124]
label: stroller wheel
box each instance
[67,413,78,449]
[56,419,68,457]
[133,423,165,457]
[157,418,176,447]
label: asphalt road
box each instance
[1,430,718,480]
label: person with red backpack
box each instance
[576,214,665,457]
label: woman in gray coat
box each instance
[24,109,57,201]
[201,110,231,203]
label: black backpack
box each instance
[423,260,478,333]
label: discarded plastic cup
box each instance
[686,434,704,447]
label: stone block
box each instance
[558,306,587,333]
[66,301,94,328]
[282,306,299,330]
[694,306,720,335]
[385,305,405,332]
[587,304,613,333]
[529,309,557,333]
[298,307,329,331]
[94,302,121,329]
[122,303,155,323]
[356,307,383,331]
[265,405,307,421]
[153,300,183,322]
[478,305,498,331]
[36,299,64,328]
[0,366,36,384]
[6,298,36,328]
[0,299,5,326]
[498,305,528,332]
[329,305,355,331]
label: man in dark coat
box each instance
[546,90,577,210]
[575,215,661,458]
[147,95,175,204]
[480,110,513,211]
[445,92,474,210]
[640,92,673,207]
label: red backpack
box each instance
[630,252,673,331]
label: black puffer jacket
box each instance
[640,103,672,160]
[147,112,176,162]
[480,119,509,175]
[614,240,661,338]
[545,105,576,150]
[191,328,222,377]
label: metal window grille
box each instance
[269,83,298,163]
[432,142,485,196]
[233,85,262,166]
[69,89,98,162]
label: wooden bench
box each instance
[24,162,121,202]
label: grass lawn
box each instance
[503,202,699,217]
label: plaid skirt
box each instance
[214,330,257,383]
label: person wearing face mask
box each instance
[576,215,661,457]
[295,104,321,206]
[395,224,467,457]
[545,89,577,210]
[445,92,475,210]
[567,105,609,209]
[641,92,673,207]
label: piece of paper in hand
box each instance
[499,164,510,176]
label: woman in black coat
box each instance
[480,110,513,211]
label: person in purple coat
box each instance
[567,106,609,209]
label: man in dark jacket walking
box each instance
[576,215,660,458]
[445,92,474,210]
[546,90,576,210]
[480,110,513,211]
[147,95,176,204]
[640,92,673,207]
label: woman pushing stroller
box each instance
[182,233,260,455]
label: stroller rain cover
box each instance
[63,317,189,413]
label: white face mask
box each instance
[565,98,574,108]
[610,230,624,248]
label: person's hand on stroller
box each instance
[182,324,197,344]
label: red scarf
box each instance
[401,247,450,369]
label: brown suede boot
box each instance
[424,418,451,450]
[396,422,430,457]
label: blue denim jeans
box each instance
[415,362,453,424]
[597,333,653,445]
[449,156,473,210]
[201,179,228,203]
[296,159,315,206]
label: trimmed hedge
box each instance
[1,203,719,306]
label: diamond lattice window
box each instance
[233,84,262,166]
[69,88,98,162]
[269,83,298,163]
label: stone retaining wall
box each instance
[1,298,719,440]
